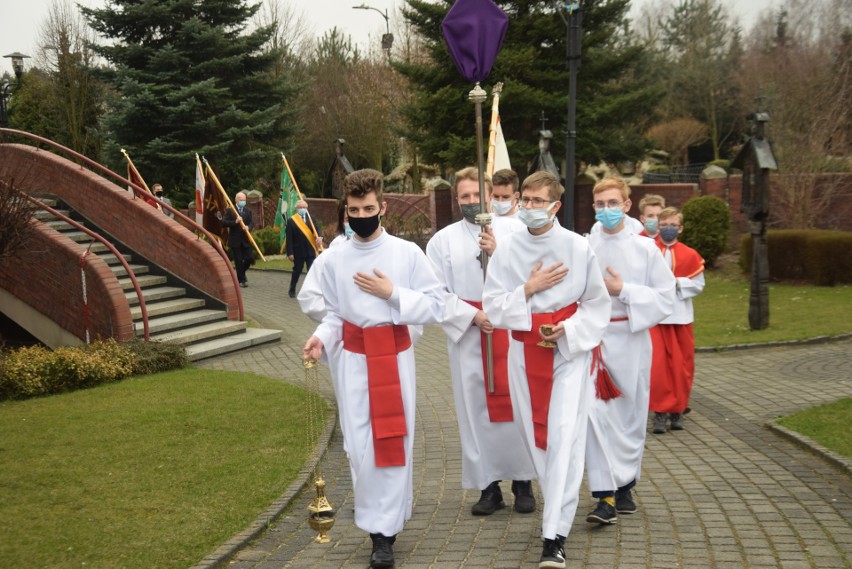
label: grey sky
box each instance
[2,0,779,77]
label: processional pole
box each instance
[443,0,509,393]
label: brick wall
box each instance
[0,223,134,342]
[0,144,241,334]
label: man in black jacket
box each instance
[285,199,322,298]
[223,191,254,288]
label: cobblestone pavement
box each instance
[199,269,852,569]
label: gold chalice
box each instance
[537,324,556,348]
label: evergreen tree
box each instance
[81,0,299,204]
[397,0,659,174]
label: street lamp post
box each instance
[1,52,31,128]
[557,2,582,231]
[352,3,394,58]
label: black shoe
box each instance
[670,413,684,430]
[471,481,505,515]
[239,281,248,288]
[615,488,637,514]
[586,500,617,524]
[288,290,296,298]
[652,412,667,434]
[369,533,395,569]
[511,480,536,513]
[539,536,566,569]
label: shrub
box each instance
[740,230,852,285]
[124,339,188,375]
[382,213,433,250]
[681,196,731,268]
[251,226,282,256]
[0,339,187,401]
[708,159,731,172]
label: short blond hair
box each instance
[453,166,493,194]
[592,176,631,200]
[659,206,683,224]
[638,193,665,211]
[521,171,564,201]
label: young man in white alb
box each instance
[483,171,611,569]
[584,176,675,525]
[426,167,535,517]
[490,168,521,219]
[303,169,444,569]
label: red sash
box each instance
[463,300,513,423]
[510,303,579,450]
[343,321,412,467]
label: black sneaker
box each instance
[471,481,505,515]
[586,500,617,524]
[670,413,684,430]
[511,480,536,513]
[369,533,395,569]
[539,536,566,569]
[615,488,637,514]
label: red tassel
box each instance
[591,345,622,401]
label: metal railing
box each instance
[25,195,151,341]
[0,128,244,321]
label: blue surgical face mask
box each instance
[236,200,246,208]
[518,202,557,229]
[643,218,659,233]
[297,207,308,216]
[491,199,513,216]
[660,226,679,243]
[344,223,354,238]
[594,207,624,230]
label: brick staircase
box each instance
[33,198,282,360]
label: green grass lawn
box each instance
[252,257,293,271]
[777,398,852,459]
[0,368,326,569]
[693,265,852,348]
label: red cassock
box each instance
[649,242,704,413]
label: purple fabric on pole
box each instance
[442,0,509,83]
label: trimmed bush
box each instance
[739,229,852,285]
[251,226,282,256]
[0,339,187,401]
[681,196,731,268]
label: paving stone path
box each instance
[199,269,852,569]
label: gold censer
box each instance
[304,358,335,543]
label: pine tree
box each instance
[397,0,659,174]
[81,0,299,204]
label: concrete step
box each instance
[33,209,70,221]
[150,319,247,345]
[63,231,91,242]
[118,274,168,291]
[184,328,284,361]
[33,197,59,207]
[45,219,74,231]
[130,297,206,319]
[99,252,134,266]
[111,264,150,278]
[134,308,226,336]
[73,242,109,254]
[125,285,186,306]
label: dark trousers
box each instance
[232,244,254,284]
[289,254,315,294]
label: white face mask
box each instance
[518,202,557,229]
[491,199,513,216]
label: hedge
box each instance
[739,229,852,285]
[0,339,187,401]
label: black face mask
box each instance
[460,203,481,223]
[348,213,381,239]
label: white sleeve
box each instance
[617,247,676,333]
[677,271,705,300]
[389,244,445,326]
[297,255,327,323]
[426,234,478,344]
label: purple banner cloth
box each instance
[442,0,509,83]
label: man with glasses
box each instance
[584,176,675,526]
[649,207,705,434]
[426,167,534,518]
[483,171,611,569]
